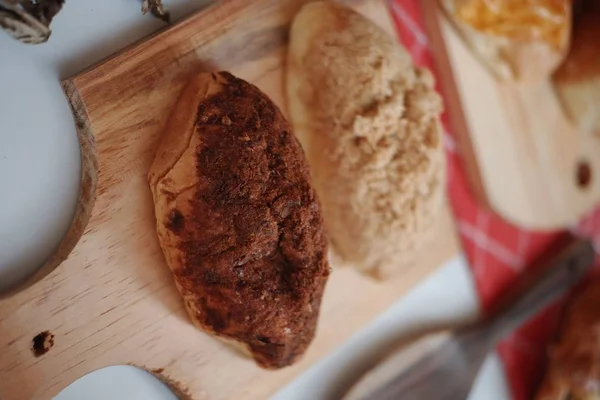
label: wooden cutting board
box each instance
[421,0,600,230]
[0,1,459,399]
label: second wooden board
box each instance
[0,1,460,399]
[422,0,600,230]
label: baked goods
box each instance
[440,0,572,82]
[148,71,330,369]
[535,282,600,400]
[286,2,445,278]
[553,0,600,135]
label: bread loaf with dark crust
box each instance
[148,71,330,369]
[535,282,600,400]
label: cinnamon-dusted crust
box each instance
[148,71,330,369]
[536,282,600,400]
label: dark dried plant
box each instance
[142,0,170,23]
[0,0,64,44]
[1,0,169,45]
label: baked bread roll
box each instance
[148,71,330,369]
[286,2,445,278]
[440,0,572,82]
[553,0,600,135]
[536,282,600,399]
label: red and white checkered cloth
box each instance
[388,1,600,399]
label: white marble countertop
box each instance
[0,2,509,399]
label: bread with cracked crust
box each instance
[148,71,330,369]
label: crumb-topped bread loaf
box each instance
[286,2,445,278]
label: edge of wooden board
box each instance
[61,1,249,81]
[61,0,375,82]
[0,83,97,300]
[420,0,490,208]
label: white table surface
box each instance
[0,2,510,399]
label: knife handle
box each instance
[355,238,595,400]
[459,237,596,348]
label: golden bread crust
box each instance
[536,282,600,400]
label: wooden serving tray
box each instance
[421,0,600,230]
[0,1,459,399]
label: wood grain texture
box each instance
[0,1,459,399]
[422,0,600,230]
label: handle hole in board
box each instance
[576,160,592,189]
